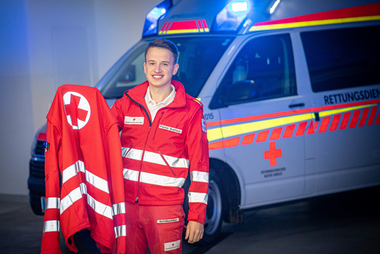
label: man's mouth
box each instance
[152,75,163,79]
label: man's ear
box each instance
[173,63,179,75]
[143,62,147,74]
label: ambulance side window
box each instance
[301,25,380,92]
[211,34,296,108]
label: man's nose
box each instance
[155,64,162,72]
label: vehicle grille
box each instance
[34,140,46,156]
[30,158,45,179]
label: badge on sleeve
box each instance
[202,119,207,133]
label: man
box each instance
[111,39,209,254]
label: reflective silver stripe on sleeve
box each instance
[140,172,185,187]
[191,171,209,183]
[122,147,189,168]
[123,168,139,181]
[43,220,60,233]
[87,193,113,220]
[188,192,208,204]
[144,150,189,168]
[85,170,109,194]
[113,202,126,216]
[114,225,127,238]
[46,197,60,209]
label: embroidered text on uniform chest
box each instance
[159,124,182,134]
[125,116,144,125]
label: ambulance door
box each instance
[300,25,380,193]
[210,34,308,208]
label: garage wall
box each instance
[0,0,160,195]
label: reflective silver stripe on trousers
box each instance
[123,168,185,188]
[62,160,110,194]
[60,183,113,219]
[46,197,60,209]
[113,202,126,216]
[191,171,209,183]
[114,225,127,238]
[122,147,190,168]
[188,192,208,204]
[43,220,60,233]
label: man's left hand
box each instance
[185,221,204,244]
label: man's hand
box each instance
[185,221,204,244]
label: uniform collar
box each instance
[125,80,186,108]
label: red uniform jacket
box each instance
[41,85,126,254]
[111,80,209,224]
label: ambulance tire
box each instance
[202,171,223,244]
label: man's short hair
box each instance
[145,39,178,64]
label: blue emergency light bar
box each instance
[142,0,172,37]
[213,0,251,32]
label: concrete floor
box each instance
[1,186,380,254]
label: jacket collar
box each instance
[125,80,186,108]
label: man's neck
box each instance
[148,83,173,104]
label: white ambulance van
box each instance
[29,0,380,243]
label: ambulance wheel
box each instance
[202,171,223,243]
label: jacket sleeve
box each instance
[104,122,127,254]
[185,107,209,224]
[41,121,62,254]
[110,99,124,132]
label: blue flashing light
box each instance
[142,0,171,37]
[213,0,251,32]
[228,1,249,14]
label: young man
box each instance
[111,39,209,253]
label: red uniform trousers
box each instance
[125,202,185,254]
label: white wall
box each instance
[0,0,160,195]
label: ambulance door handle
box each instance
[288,103,305,108]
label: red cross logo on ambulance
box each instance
[63,91,91,130]
[264,142,282,167]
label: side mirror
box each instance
[220,80,259,105]
[121,65,136,82]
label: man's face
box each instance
[144,47,179,89]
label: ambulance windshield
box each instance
[99,37,233,99]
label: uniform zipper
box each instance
[158,149,177,177]
[152,112,164,142]
[125,93,152,203]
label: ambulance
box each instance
[29,0,380,243]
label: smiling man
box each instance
[111,39,209,254]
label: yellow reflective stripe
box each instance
[46,197,60,209]
[249,15,380,31]
[188,192,208,204]
[191,171,209,183]
[43,220,60,233]
[318,104,375,118]
[114,225,126,238]
[208,113,313,142]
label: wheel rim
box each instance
[204,179,222,235]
